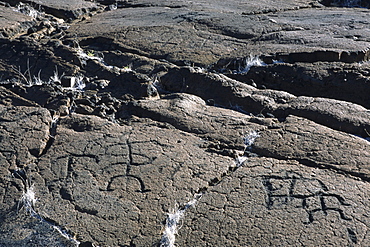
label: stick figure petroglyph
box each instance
[261,171,351,224]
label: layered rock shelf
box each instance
[0,1,369,246]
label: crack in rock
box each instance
[11,167,80,246]
[160,193,203,247]
[160,131,259,246]
[39,112,59,157]
[1,1,370,246]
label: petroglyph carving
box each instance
[261,172,351,224]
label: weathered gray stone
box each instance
[66,3,370,66]
[161,67,370,137]
[227,61,370,108]
[101,50,175,75]
[253,115,370,180]
[0,102,60,246]
[177,157,370,246]
[275,96,370,137]
[127,93,268,149]
[0,86,38,107]
[0,6,34,38]
[0,104,51,166]
[1,86,369,246]
[0,1,369,246]
[97,0,316,12]
[3,0,100,20]
[6,113,233,246]
[128,93,370,180]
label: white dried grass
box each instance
[19,185,38,217]
[75,47,104,65]
[237,55,266,74]
[160,193,202,247]
[17,175,80,246]
[235,130,260,167]
[243,130,260,149]
[52,226,80,246]
[15,2,42,19]
[235,155,248,167]
[62,75,86,91]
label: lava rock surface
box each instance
[0,1,369,246]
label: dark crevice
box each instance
[241,3,321,16]
[59,187,73,201]
[39,131,56,156]
[205,147,241,158]
[234,66,370,110]
[76,37,170,64]
[9,167,80,244]
[347,228,358,244]
[41,215,60,227]
[253,147,370,182]
[296,158,370,182]
[79,241,95,247]
[29,112,59,158]
[10,167,31,190]
[262,49,370,64]
[40,118,58,156]
[74,204,98,215]
[126,139,133,174]
[201,157,246,192]
[320,0,370,8]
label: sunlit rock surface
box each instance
[0,1,369,246]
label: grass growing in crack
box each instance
[76,47,104,65]
[73,41,134,75]
[235,130,260,167]
[188,65,207,74]
[13,168,80,246]
[159,132,259,245]
[122,64,133,72]
[243,130,260,150]
[160,193,203,247]
[18,184,38,217]
[13,168,41,221]
[52,226,80,246]
[10,61,86,91]
[235,155,249,167]
[11,59,44,87]
[364,128,370,141]
[234,55,266,74]
[50,67,64,84]
[159,131,259,245]
[15,2,43,19]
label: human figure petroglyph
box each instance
[261,172,351,224]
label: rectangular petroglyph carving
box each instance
[261,171,351,224]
